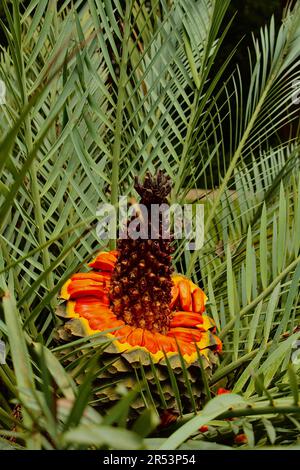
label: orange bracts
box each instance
[171,274,208,313]
[88,251,118,271]
[234,434,248,445]
[170,284,179,308]
[199,425,209,433]
[170,312,203,328]
[167,327,203,343]
[59,251,221,362]
[178,280,193,311]
[217,387,231,395]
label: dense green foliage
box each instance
[0,0,300,450]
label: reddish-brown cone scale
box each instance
[110,171,174,334]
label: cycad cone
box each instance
[56,172,222,415]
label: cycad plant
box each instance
[1,0,300,449]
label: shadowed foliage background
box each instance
[0,0,300,450]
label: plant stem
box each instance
[173,402,300,430]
